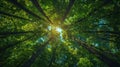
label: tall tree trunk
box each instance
[0,11,32,21]
[75,0,112,23]
[21,37,53,67]
[82,31,120,36]
[48,46,57,67]
[0,34,35,52]
[8,0,46,21]
[31,0,53,24]
[75,38,120,67]
[61,0,75,23]
[0,31,41,36]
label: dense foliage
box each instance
[0,0,120,67]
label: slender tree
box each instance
[8,0,46,21]
[0,11,32,21]
[21,37,53,67]
[61,0,75,23]
[75,38,120,67]
[31,0,53,24]
[0,34,35,52]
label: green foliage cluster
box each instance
[0,0,120,67]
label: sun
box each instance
[56,27,62,33]
[48,26,63,33]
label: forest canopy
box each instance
[0,0,120,67]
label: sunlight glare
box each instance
[56,27,62,33]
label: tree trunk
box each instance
[0,11,32,21]
[0,34,35,52]
[31,0,53,24]
[21,37,52,67]
[8,0,46,21]
[61,0,75,23]
[76,38,120,67]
